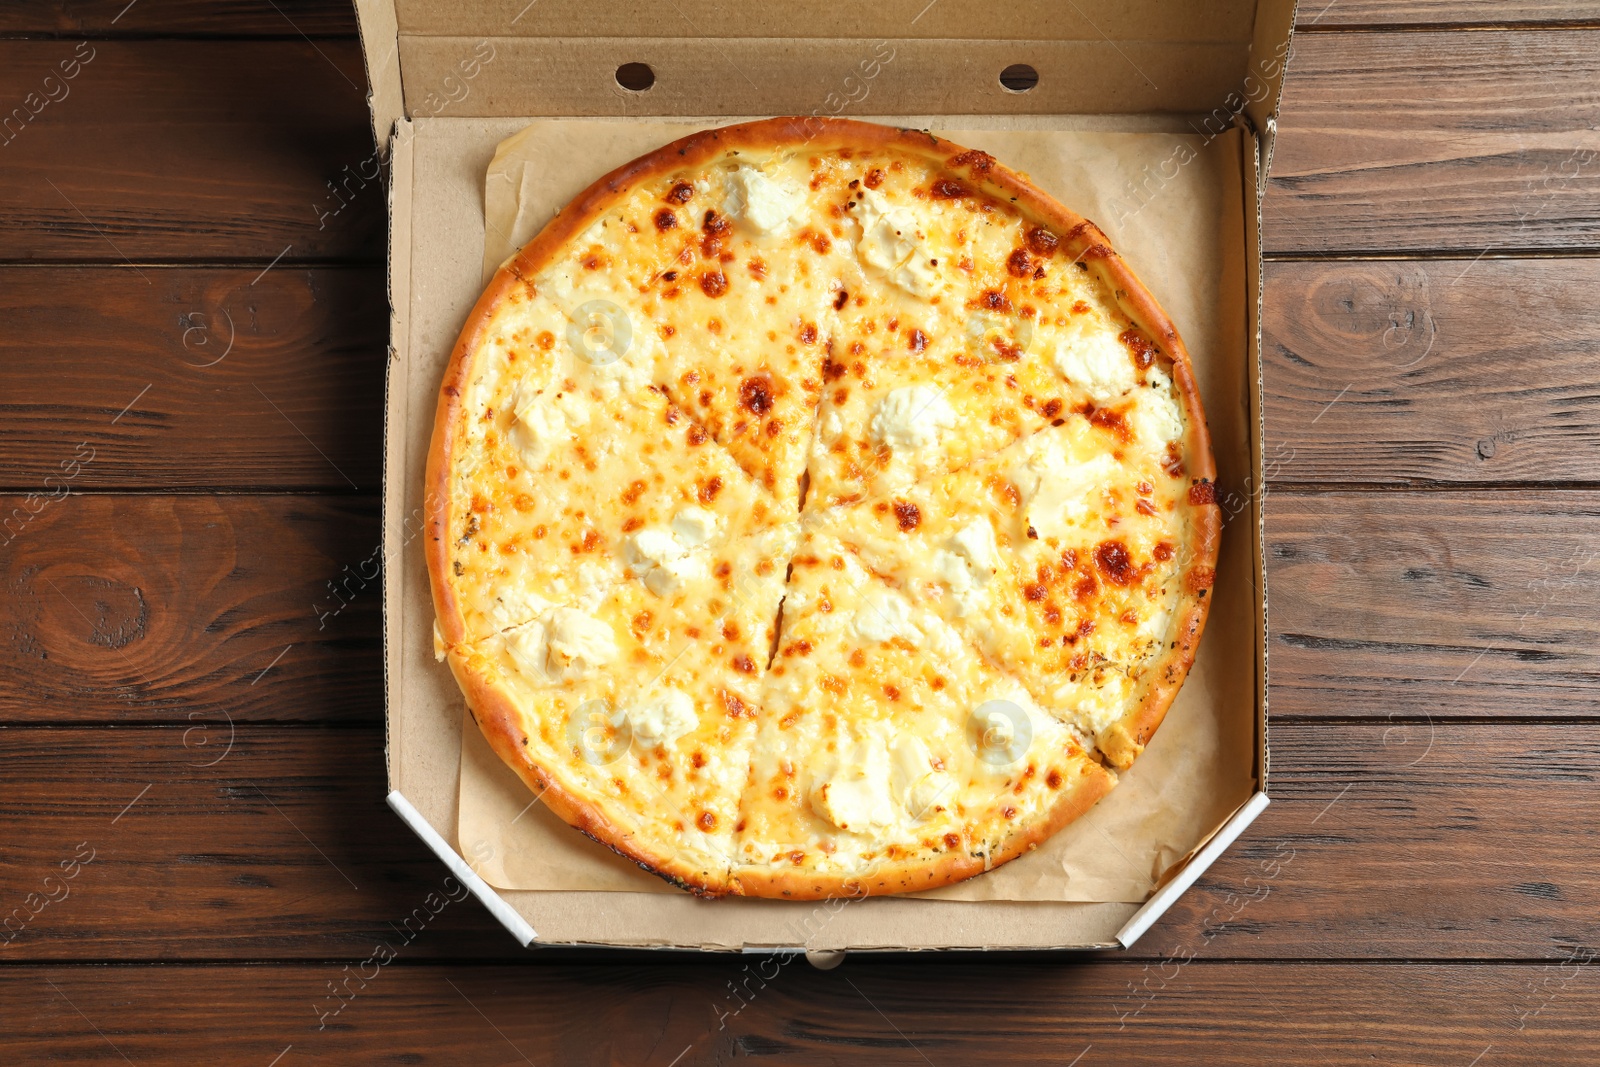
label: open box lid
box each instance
[355,0,1297,183]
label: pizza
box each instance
[425,117,1221,899]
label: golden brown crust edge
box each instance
[1087,230,1221,770]
[424,116,1220,897]
[445,645,736,895]
[730,756,1118,901]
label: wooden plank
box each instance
[0,41,379,260]
[1,961,1594,1063]
[1148,721,1600,960]
[1299,1,1600,27]
[0,726,515,960]
[1,723,1595,960]
[0,495,382,723]
[0,0,358,36]
[1268,30,1600,254]
[1266,491,1600,719]
[0,267,384,488]
[1262,258,1600,485]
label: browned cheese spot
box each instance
[1095,540,1134,587]
[740,374,775,415]
[700,270,728,298]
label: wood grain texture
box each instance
[0,495,382,723]
[1299,0,1600,26]
[1,960,1594,1065]
[1267,491,1600,719]
[0,723,1594,961]
[1147,722,1600,959]
[0,41,380,260]
[0,0,358,36]
[0,726,514,960]
[1268,30,1600,254]
[1262,258,1600,485]
[0,267,384,488]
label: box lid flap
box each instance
[355,0,1297,176]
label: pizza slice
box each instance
[731,530,1115,898]
[434,343,796,648]
[634,155,857,509]
[802,143,1166,509]
[443,514,797,892]
[805,363,1215,768]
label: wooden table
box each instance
[3,2,1598,1062]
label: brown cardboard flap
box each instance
[355,0,404,152]
[393,0,1260,42]
[400,37,1248,118]
[359,0,1299,171]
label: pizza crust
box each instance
[730,757,1116,900]
[427,117,1222,898]
[444,643,738,894]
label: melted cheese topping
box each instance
[438,134,1209,894]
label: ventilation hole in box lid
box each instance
[616,62,655,92]
[999,63,1038,93]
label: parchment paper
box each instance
[457,118,1253,903]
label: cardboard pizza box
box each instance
[359,0,1289,953]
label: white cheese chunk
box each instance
[933,549,974,594]
[573,561,612,611]
[1136,582,1180,645]
[670,506,719,547]
[819,406,844,444]
[503,617,552,680]
[547,608,618,680]
[1054,324,1138,403]
[1129,365,1184,445]
[1068,671,1135,736]
[487,584,555,632]
[1138,600,1173,643]
[624,527,685,572]
[511,383,587,466]
[617,688,698,746]
[870,385,957,454]
[1008,444,1117,542]
[930,550,986,617]
[625,517,715,598]
[812,734,897,833]
[949,517,998,573]
[724,165,802,235]
[929,518,999,617]
[891,735,955,822]
[507,607,616,682]
[854,188,938,297]
[853,586,924,646]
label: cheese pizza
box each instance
[426,117,1220,898]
